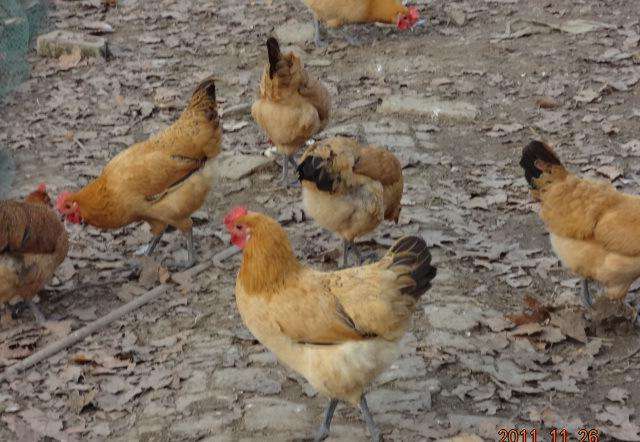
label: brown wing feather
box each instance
[298,74,331,131]
[0,201,65,254]
[354,146,402,186]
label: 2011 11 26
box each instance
[498,428,600,442]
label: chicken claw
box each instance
[11,300,46,323]
[360,395,381,442]
[315,399,339,441]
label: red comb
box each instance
[37,183,46,192]
[55,191,72,212]
[408,6,419,20]
[224,206,248,227]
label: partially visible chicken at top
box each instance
[251,37,330,186]
[303,0,420,47]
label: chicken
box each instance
[303,0,420,47]
[56,76,221,268]
[251,37,330,185]
[224,207,436,441]
[297,137,403,267]
[1,183,69,323]
[520,140,640,317]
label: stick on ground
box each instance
[0,284,169,383]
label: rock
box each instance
[425,304,480,331]
[445,6,467,26]
[36,30,107,58]
[248,351,278,366]
[275,19,315,44]
[378,96,478,123]
[171,412,239,438]
[217,153,273,181]
[377,355,426,384]
[367,388,431,414]
[243,398,312,433]
[211,367,281,395]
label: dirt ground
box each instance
[1,0,640,440]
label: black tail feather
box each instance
[296,155,335,192]
[519,140,563,188]
[389,236,437,299]
[193,75,216,101]
[266,37,281,79]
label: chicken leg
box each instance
[28,300,46,324]
[183,228,196,269]
[314,399,339,441]
[10,300,46,324]
[145,229,166,256]
[281,154,300,187]
[313,17,327,48]
[581,279,593,308]
[360,395,381,442]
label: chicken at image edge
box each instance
[1,180,69,323]
[56,76,221,269]
[224,207,436,441]
[251,37,330,186]
[297,136,403,267]
[520,140,640,323]
[303,0,421,47]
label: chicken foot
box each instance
[10,300,46,323]
[314,399,339,441]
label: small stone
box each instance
[217,153,273,181]
[275,19,315,44]
[211,368,281,395]
[243,398,312,432]
[172,412,239,438]
[37,30,107,58]
[248,351,278,366]
[445,6,467,26]
[378,96,478,123]
[367,388,431,414]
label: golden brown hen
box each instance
[224,207,436,441]
[521,140,640,320]
[251,37,330,185]
[297,137,403,267]
[56,76,221,268]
